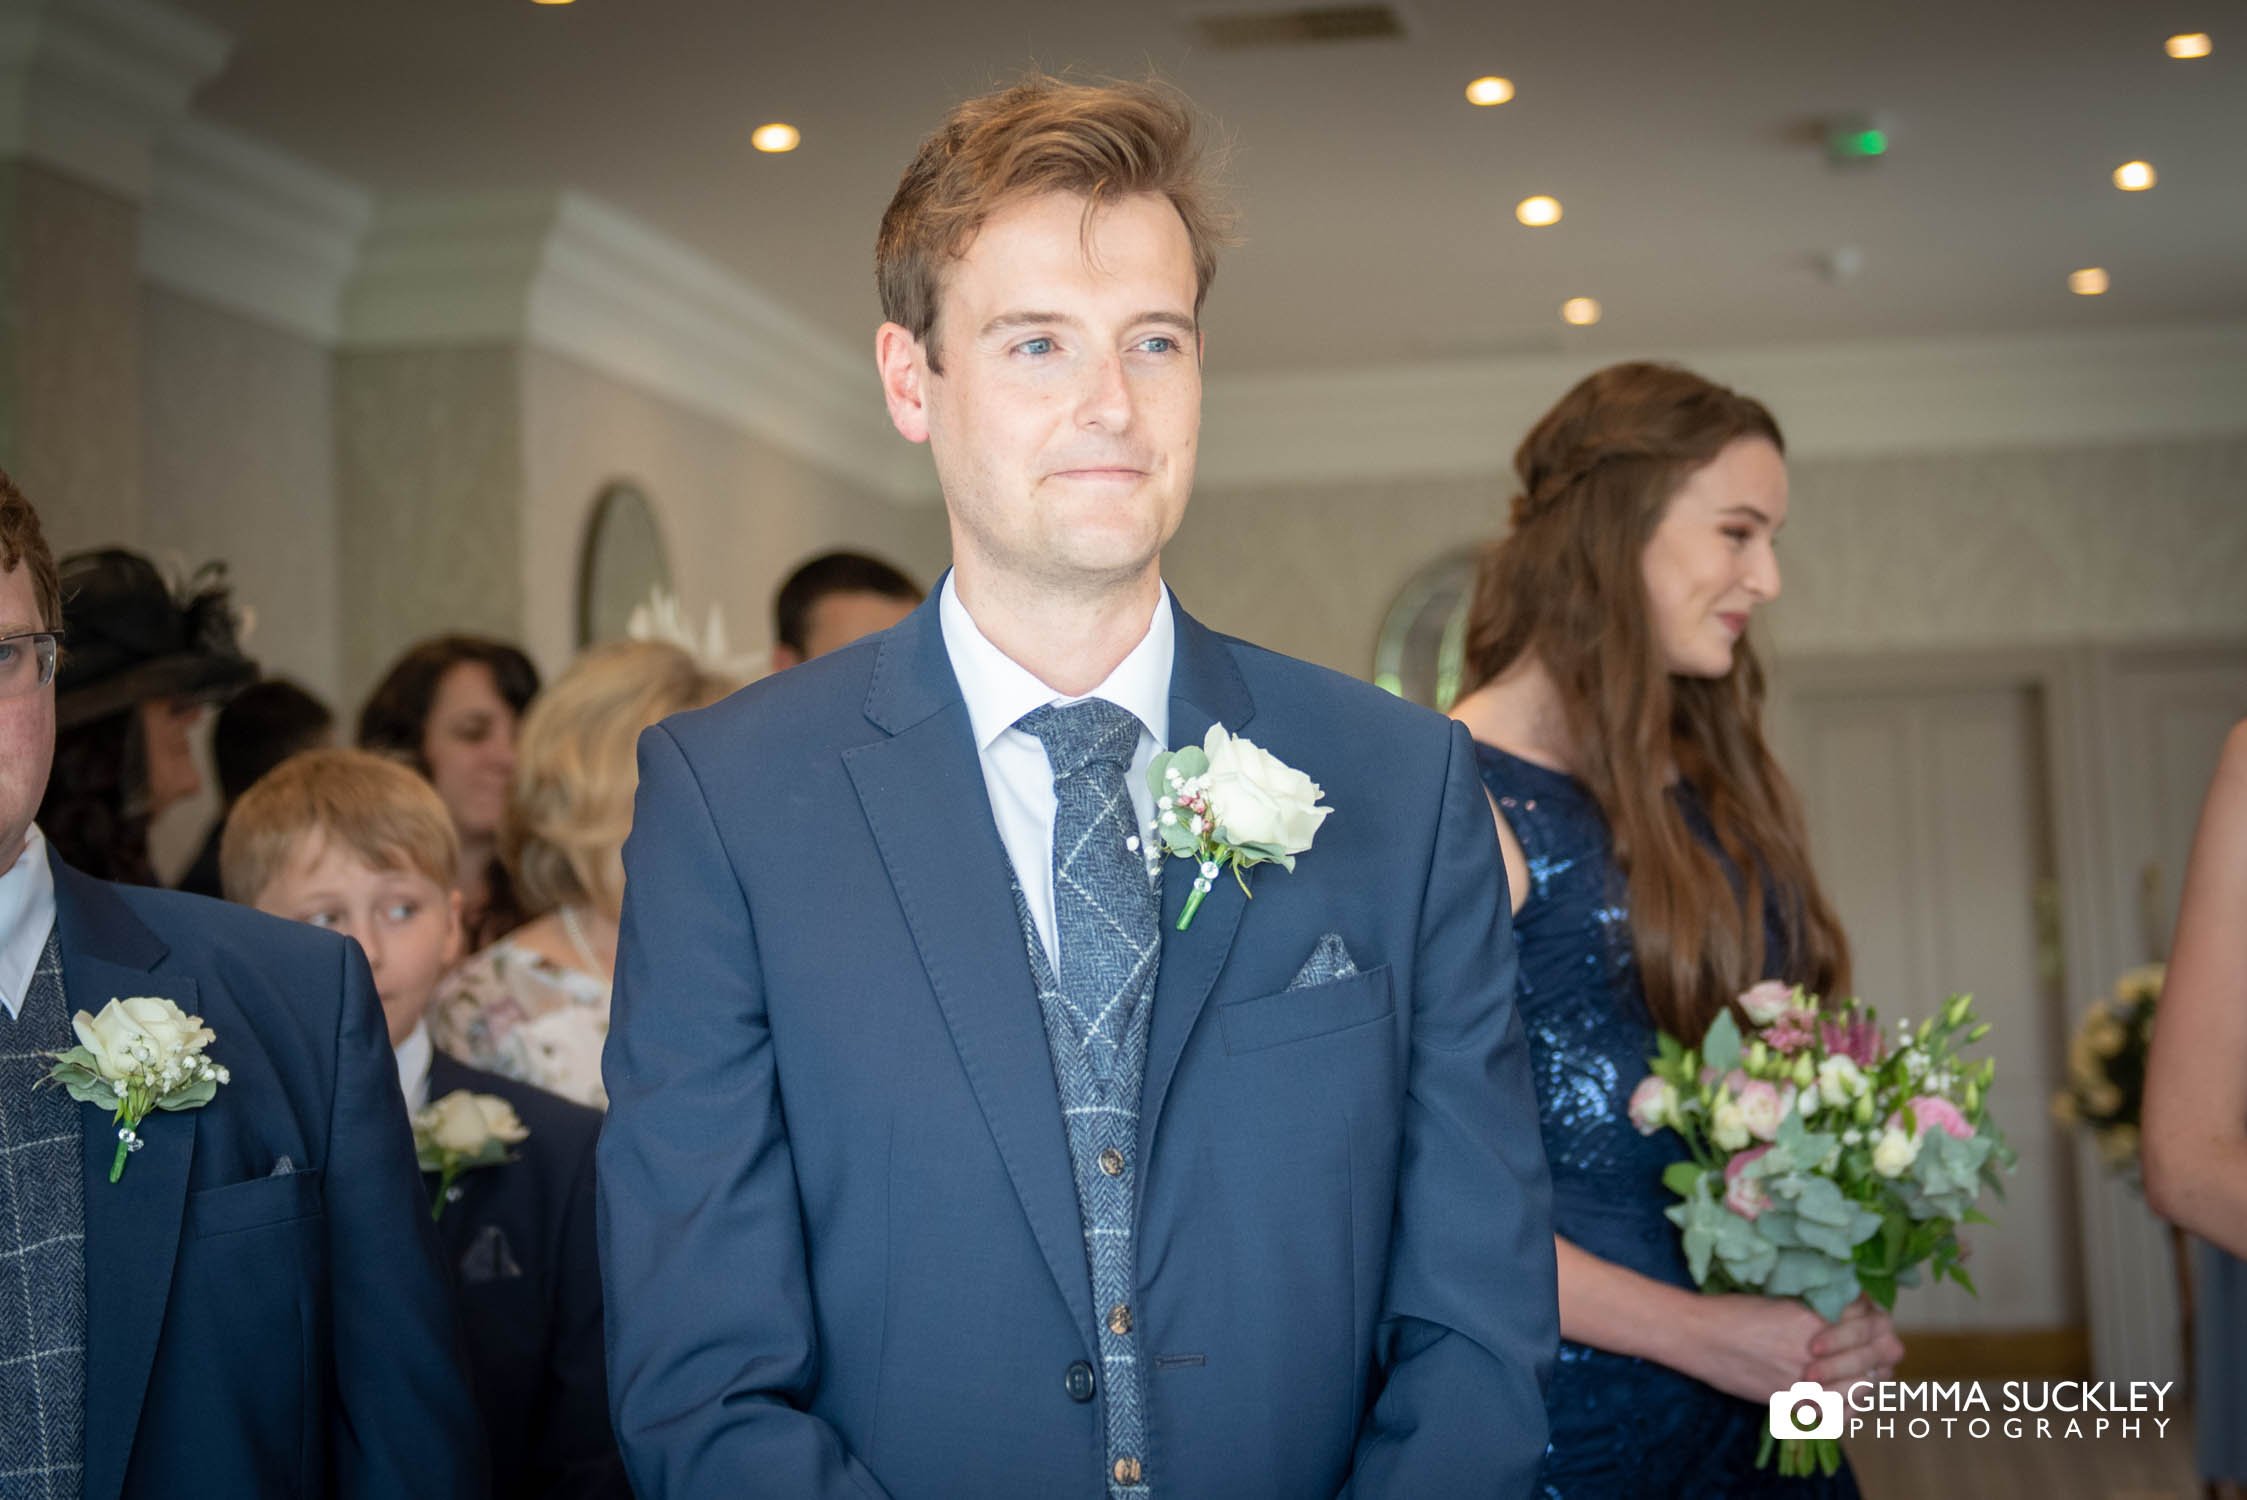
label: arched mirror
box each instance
[1373,547,1480,711]
[576,483,671,648]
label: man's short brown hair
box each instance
[0,466,62,631]
[875,74,1231,370]
[221,747,460,906]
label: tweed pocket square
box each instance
[458,1225,524,1285]
[1286,933,1360,991]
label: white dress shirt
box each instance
[0,823,58,1021]
[938,573,1173,974]
[394,1018,434,1115]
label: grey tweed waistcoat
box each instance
[0,927,89,1500]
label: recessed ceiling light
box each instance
[2165,33,2212,59]
[2068,267,2110,296]
[752,123,802,154]
[1515,195,1562,227]
[530,0,574,6]
[1465,76,1514,107]
[2113,160,2156,191]
[1561,297,1601,326]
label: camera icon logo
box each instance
[1769,1381,1844,1441]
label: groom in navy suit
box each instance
[599,76,1557,1499]
[0,477,484,1497]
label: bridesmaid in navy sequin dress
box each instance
[1451,363,1901,1495]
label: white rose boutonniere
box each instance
[1146,725,1333,930]
[47,996,230,1182]
[412,1090,530,1221]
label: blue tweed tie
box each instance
[1016,699,1158,1496]
[1017,700,1159,1082]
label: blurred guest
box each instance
[430,640,733,1108]
[39,548,256,884]
[0,470,484,1496]
[1449,362,1898,1495]
[359,635,540,949]
[769,549,922,671]
[175,677,335,898]
[2142,719,2247,1498]
[225,748,627,1500]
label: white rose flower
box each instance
[1817,1055,1869,1109]
[72,997,213,1083]
[1871,1125,1922,1178]
[1200,726,1331,857]
[425,1091,529,1154]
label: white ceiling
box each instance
[168,0,2246,377]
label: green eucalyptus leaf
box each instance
[1702,1011,1743,1074]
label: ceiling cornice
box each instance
[341,190,937,505]
[0,0,228,200]
[1195,323,2247,491]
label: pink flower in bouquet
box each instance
[1907,1095,1974,1141]
[1723,1145,1773,1220]
[1762,1008,1820,1056]
[1627,1075,1676,1136]
[1739,981,1797,1026]
[1821,1013,1887,1068]
[1735,1080,1793,1142]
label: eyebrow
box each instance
[978,309,1197,339]
[0,620,41,636]
[1720,504,1775,527]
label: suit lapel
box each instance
[51,857,198,1500]
[1138,600,1256,1171]
[844,592,1095,1347]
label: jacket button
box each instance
[1107,1303,1133,1336]
[1064,1361,1096,1402]
[1098,1147,1125,1176]
[1113,1456,1143,1485]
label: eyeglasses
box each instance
[0,631,60,701]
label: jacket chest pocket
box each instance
[190,1168,325,1239]
[1218,965,1394,1055]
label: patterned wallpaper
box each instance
[1166,437,2247,681]
[519,349,951,677]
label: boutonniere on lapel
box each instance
[1146,725,1333,931]
[46,998,230,1183]
[413,1090,529,1221]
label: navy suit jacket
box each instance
[50,852,486,1500]
[599,589,1558,1499]
[425,1051,627,1500]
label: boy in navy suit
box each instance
[0,472,486,1497]
[225,747,626,1500]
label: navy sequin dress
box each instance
[1476,743,1859,1498]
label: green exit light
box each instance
[1825,118,1890,164]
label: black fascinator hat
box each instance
[52,549,258,730]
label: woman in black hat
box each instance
[38,548,256,884]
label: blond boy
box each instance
[225,749,626,1500]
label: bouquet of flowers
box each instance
[2050,963,2162,1173]
[1630,980,2013,1476]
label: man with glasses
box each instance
[0,469,485,1499]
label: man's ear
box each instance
[876,322,932,445]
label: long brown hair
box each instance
[1464,361,1850,1041]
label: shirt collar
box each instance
[394,1018,434,1115]
[0,824,58,1019]
[938,573,1174,752]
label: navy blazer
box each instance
[49,851,486,1499]
[424,1051,627,1500]
[599,589,1558,1499]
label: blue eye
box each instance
[1017,337,1055,357]
[1138,335,1180,354]
[303,911,339,929]
[385,902,418,923]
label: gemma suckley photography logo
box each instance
[1838,1379,2176,1442]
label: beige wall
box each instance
[141,287,342,695]
[0,161,143,551]
[1166,435,2247,682]
[519,349,949,676]
[334,345,527,707]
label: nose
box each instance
[1746,540,1782,603]
[1075,351,1133,433]
[350,922,383,975]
